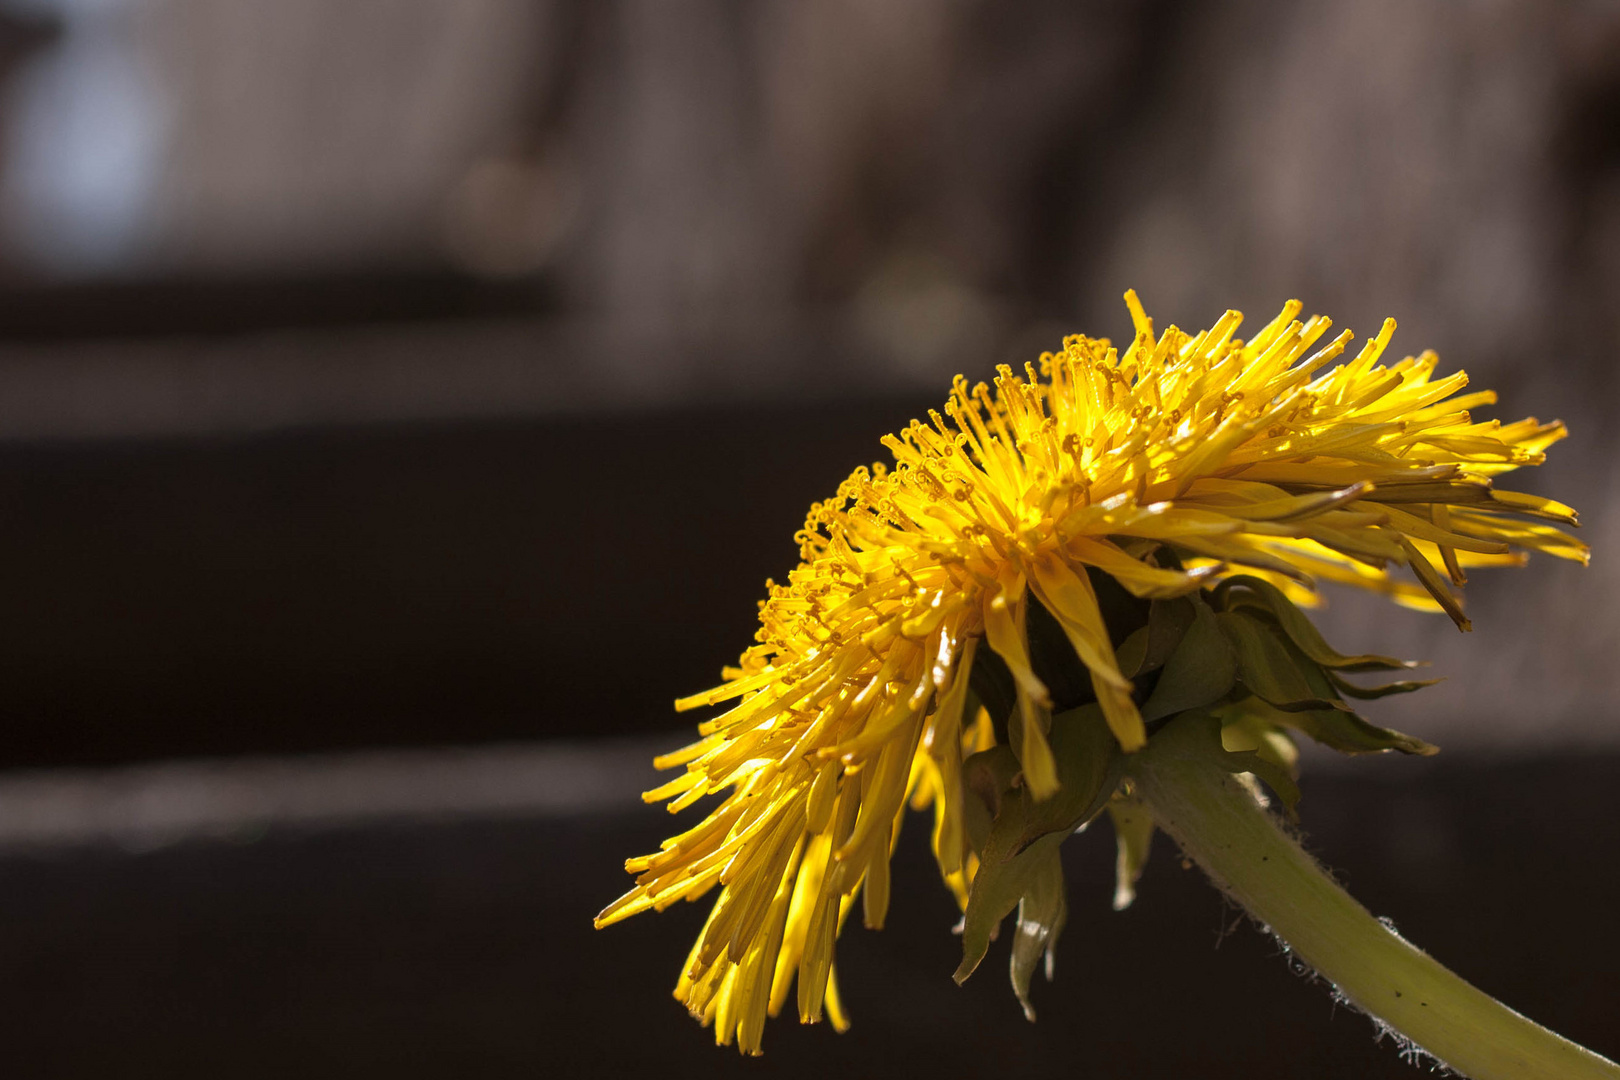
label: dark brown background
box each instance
[0,1,1613,1075]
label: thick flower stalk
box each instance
[595,291,1606,1073]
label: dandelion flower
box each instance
[596,291,1611,1076]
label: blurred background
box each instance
[0,1,1615,1075]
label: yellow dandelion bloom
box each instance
[594,290,1584,1055]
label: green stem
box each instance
[1130,718,1620,1080]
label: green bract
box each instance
[954,571,1439,1015]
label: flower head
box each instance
[595,291,1584,1053]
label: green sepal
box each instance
[955,705,1119,985]
[1008,844,1068,1022]
[1216,609,1347,713]
[1116,596,1196,678]
[1140,597,1235,721]
[1108,799,1155,911]
[1216,709,1302,817]
[1007,704,1121,854]
[1327,669,1445,699]
[1213,575,1418,672]
[1218,622,1437,755]
[1218,707,1301,774]
[1115,627,1149,681]
[962,743,1023,851]
[1222,697,1439,757]
[954,830,1063,987]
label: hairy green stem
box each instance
[1131,718,1620,1080]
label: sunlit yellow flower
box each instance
[594,290,1584,1054]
